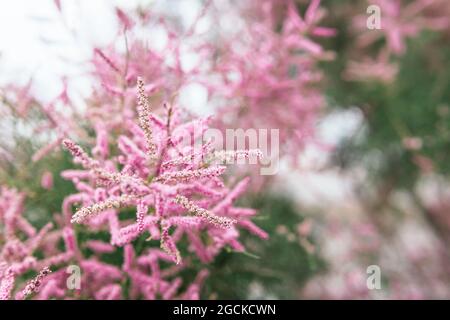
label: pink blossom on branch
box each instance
[0,187,76,300]
[347,0,450,83]
[17,267,52,300]
[203,0,335,162]
[52,77,267,298]
[62,78,264,259]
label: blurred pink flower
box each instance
[41,171,54,190]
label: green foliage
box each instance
[323,16,450,192]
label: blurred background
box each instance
[1,0,450,299]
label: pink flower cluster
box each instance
[0,75,266,300]
[3,1,335,168]
[347,0,450,83]
[62,76,266,260]
[86,9,203,134]
[76,0,335,167]
[0,187,75,300]
[205,0,335,158]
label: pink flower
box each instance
[0,267,15,300]
[41,171,54,190]
[354,0,449,56]
[18,267,52,300]
[204,0,335,163]
[56,77,265,297]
